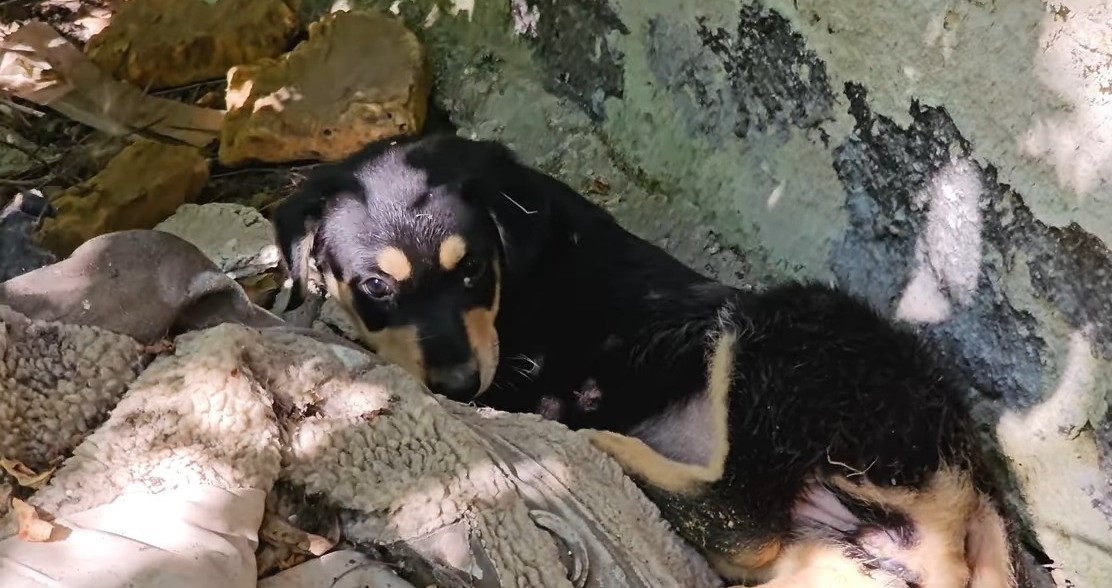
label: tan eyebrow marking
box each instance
[376,246,412,281]
[438,234,468,271]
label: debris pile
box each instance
[0,3,429,271]
[219,9,431,166]
[0,2,433,581]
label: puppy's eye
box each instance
[360,276,394,300]
[460,257,487,287]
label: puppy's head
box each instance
[271,134,550,401]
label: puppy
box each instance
[272,133,1025,588]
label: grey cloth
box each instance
[0,229,285,343]
[0,191,56,283]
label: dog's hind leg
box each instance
[587,329,790,578]
[825,467,1015,588]
[724,536,906,588]
[587,329,733,495]
[965,493,1016,588]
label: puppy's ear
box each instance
[462,140,555,281]
[271,167,362,309]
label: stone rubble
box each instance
[34,140,209,257]
[83,0,300,90]
[218,9,431,166]
[153,202,282,280]
[8,6,430,292]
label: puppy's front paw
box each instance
[583,429,708,496]
[584,429,644,473]
[585,428,628,455]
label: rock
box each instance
[0,190,56,282]
[35,141,209,256]
[315,297,361,342]
[0,129,42,177]
[218,9,430,166]
[83,0,299,89]
[153,202,281,279]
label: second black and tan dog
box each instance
[272,133,1025,588]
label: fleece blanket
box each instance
[0,229,722,588]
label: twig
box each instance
[0,173,53,187]
[0,97,46,120]
[0,138,54,169]
[148,78,225,96]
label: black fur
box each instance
[273,133,1021,586]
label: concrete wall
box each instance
[334,1,1112,585]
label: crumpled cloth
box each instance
[0,229,722,588]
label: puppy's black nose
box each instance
[426,362,481,400]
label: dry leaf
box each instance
[238,272,281,307]
[256,511,337,578]
[256,543,312,577]
[141,339,176,356]
[0,21,224,148]
[260,513,337,557]
[12,498,55,542]
[0,457,55,489]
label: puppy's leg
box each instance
[586,329,736,495]
[587,430,723,494]
[722,537,905,588]
[588,330,786,576]
[827,466,1014,588]
[965,493,1016,588]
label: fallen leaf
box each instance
[0,457,55,489]
[238,272,281,307]
[141,339,176,356]
[0,21,224,148]
[260,512,337,557]
[12,498,55,542]
[256,543,299,577]
[359,407,392,421]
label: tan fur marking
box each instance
[829,466,981,588]
[588,328,737,496]
[376,246,412,281]
[723,537,899,588]
[438,234,467,271]
[324,272,425,380]
[966,494,1016,588]
[468,259,501,394]
[707,539,784,584]
[292,229,316,292]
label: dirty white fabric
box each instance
[258,550,416,588]
[0,230,723,588]
[0,486,265,588]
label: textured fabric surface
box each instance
[0,305,147,472]
[0,229,722,588]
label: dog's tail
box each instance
[812,466,1017,588]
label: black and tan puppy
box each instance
[272,133,1023,588]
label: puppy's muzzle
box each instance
[426,360,481,400]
